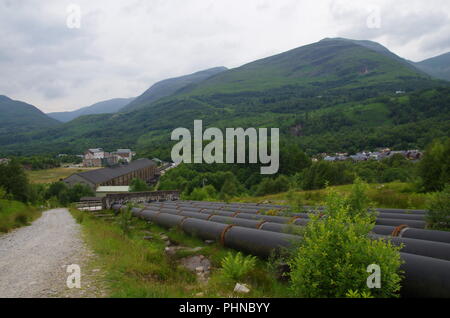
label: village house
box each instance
[82,148,136,167]
[320,148,423,162]
[114,149,135,163]
[0,158,10,165]
[64,158,157,191]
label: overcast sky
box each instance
[1,0,449,113]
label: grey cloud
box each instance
[0,0,449,112]
[328,0,450,59]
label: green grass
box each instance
[0,199,43,233]
[234,182,428,210]
[27,167,99,184]
[70,208,289,298]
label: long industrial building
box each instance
[63,158,157,190]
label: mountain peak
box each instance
[415,52,450,81]
[0,95,12,102]
[0,96,59,135]
[121,66,228,112]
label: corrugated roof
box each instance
[75,158,156,184]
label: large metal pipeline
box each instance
[131,207,300,257]
[115,204,450,297]
[156,209,450,261]
[139,203,450,243]
[372,225,450,244]
[134,206,450,261]
[400,253,450,298]
[290,210,425,221]
[375,218,426,229]
[156,201,427,216]
[145,202,427,225]
[375,212,425,221]
[370,234,450,261]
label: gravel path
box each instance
[0,208,106,298]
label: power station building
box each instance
[63,158,157,190]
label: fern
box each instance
[220,252,257,282]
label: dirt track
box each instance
[0,208,105,298]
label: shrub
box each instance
[285,189,304,213]
[425,185,450,230]
[0,187,7,200]
[14,212,29,225]
[67,184,94,203]
[187,185,217,201]
[288,190,403,298]
[130,178,150,192]
[220,252,257,282]
[418,138,450,192]
[220,177,238,198]
[119,205,134,236]
[345,177,374,220]
[75,212,85,224]
[255,175,291,196]
[0,187,6,211]
[0,159,30,202]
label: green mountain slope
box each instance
[0,95,60,135]
[0,38,448,157]
[121,67,227,112]
[415,52,450,81]
[47,97,135,122]
[182,38,430,96]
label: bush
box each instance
[187,185,217,201]
[44,182,94,206]
[220,252,257,282]
[255,175,291,196]
[0,159,30,202]
[285,189,304,213]
[187,187,209,201]
[119,205,134,236]
[0,187,7,200]
[288,189,403,298]
[418,138,450,192]
[346,178,374,220]
[14,212,29,226]
[301,161,355,190]
[425,185,450,230]
[0,200,41,232]
[66,184,94,203]
[130,178,150,192]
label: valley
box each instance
[1,34,449,301]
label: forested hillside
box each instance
[47,97,135,122]
[0,95,60,136]
[0,38,449,157]
[121,67,228,112]
[415,52,450,81]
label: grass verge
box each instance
[69,208,289,298]
[0,199,43,233]
[235,182,428,209]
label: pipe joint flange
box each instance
[391,224,409,237]
[220,224,235,245]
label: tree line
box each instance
[158,137,449,200]
[0,159,93,207]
